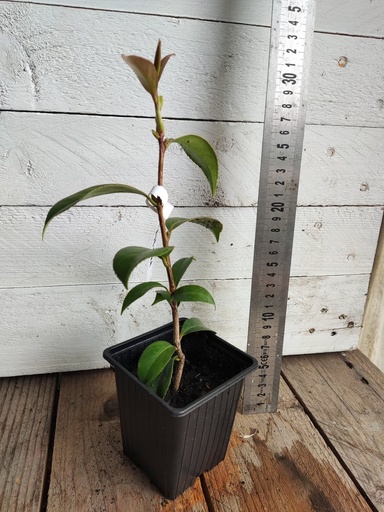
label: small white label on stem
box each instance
[146,185,174,220]
[146,186,174,281]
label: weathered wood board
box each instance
[282,350,384,511]
[0,374,56,512]
[1,206,381,289]
[6,0,384,38]
[0,0,383,376]
[203,379,371,511]
[2,353,383,511]
[0,275,369,375]
[359,220,384,371]
[47,369,208,511]
[1,113,383,207]
[1,3,384,127]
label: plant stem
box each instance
[155,110,185,392]
[157,132,165,187]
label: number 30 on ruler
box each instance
[243,0,316,414]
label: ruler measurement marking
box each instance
[243,0,316,414]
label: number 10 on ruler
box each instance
[243,0,316,414]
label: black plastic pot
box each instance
[103,321,257,499]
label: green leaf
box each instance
[121,54,158,99]
[180,317,216,338]
[152,289,172,305]
[121,282,167,313]
[113,246,174,288]
[171,135,218,195]
[172,285,215,306]
[172,257,195,287]
[149,357,176,399]
[166,217,223,242]
[137,341,176,385]
[43,184,151,237]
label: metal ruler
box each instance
[243,0,316,414]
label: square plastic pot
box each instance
[103,320,257,499]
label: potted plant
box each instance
[43,41,257,499]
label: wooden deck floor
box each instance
[1,350,383,512]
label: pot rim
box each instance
[103,321,257,417]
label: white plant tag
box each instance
[145,186,173,281]
[146,185,174,219]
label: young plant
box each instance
[43,41,222,398]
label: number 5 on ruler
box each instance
[242,0,316,414]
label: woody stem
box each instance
[156,119,185,392]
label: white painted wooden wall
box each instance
[1,0,383,376]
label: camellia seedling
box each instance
[43,41,222,399]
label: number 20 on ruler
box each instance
[244,0,316,413]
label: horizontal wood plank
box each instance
[359,220,384,372]
[0,374,57,512]
[1,4,383,127]
[0,275,369,376]
[47,369,208,511]
[3,352,383,511]
[203,379,371,511]
[282,350,384,511]
[1,113,383,207]
[6,0,384,38]
[1,206,381,290]
[346,349,384,399]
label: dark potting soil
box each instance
[127,332,244,409]
[165,333,244,408]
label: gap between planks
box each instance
[282,350,384,512]
[202,379,372,512]
[0,374,58,512]
[1,352,380,512]
[46,366,373,511]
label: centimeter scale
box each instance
[243,0,317,414]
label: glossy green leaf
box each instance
[166,217,223,242]
[43,184,151,237]
[180,317,216,338]
[171,135,218,195]
[148,357,176,399]
[172,285,215,306]
[121,54,158,99]
[137,341,176,385]
[152,289,172,305]
[172,257,195,287]
[121,282,167,313]
[113,246,173,288]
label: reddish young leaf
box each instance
[121,55,158,99]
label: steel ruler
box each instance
[243,0,316,414]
